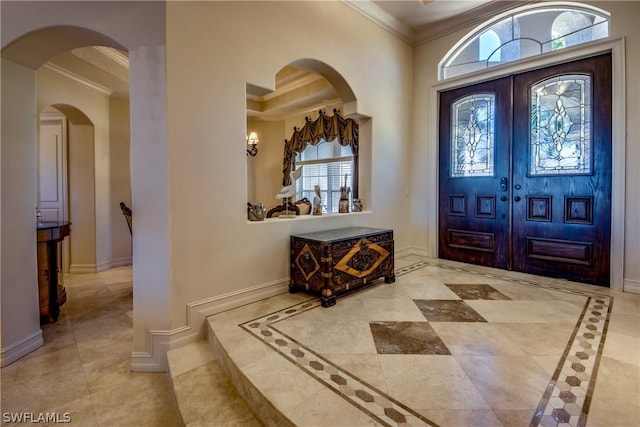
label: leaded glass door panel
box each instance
[438,77,512,270]
[512,53,611,285]
[439,53,611,286]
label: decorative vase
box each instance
[247,202,265,221]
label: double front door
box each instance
[438,54,612,286]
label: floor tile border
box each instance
[238,260,614,427]
[241,299,438,426]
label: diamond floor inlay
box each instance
[414,299,488,322]
[445,283,511,300]
[205,257,634,427]
[370,321,450,355]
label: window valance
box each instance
[282,109,359,189]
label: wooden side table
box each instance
[37,222,71,322]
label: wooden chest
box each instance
[290,227,395,307]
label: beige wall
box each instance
[68,121,97,270]
[109,97,132,263]
[166,1,414,329]
[246,120,285,208]
[1,58,42,365]
[606,0,640,291]
[412,0,640,291]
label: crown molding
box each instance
[414,0,537,45]
[42,63,113,96]
[94,46,130,69]
[341,0,415,45]
[343,0,536,47]
[262,73,324,101]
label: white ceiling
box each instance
[344,0,532,45]
[41,1,530,118]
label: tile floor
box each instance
[0,266,179,426]
[208,255,640,427]
[2,257,639,427]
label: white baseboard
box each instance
[131,252,432,372]
[70,257,132,274]
[97,257,132,272]
[131,278,289,372]
[0,330,43,367]
[130,251,435,372]
[69,264,98,274]
[623,278,640,294]
[396,246,430,258]
[108,256,133,268]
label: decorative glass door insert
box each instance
[530,75,591,175]
[451,94,495,177]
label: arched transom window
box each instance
[439,3,609,80]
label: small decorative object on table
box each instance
[247,202,265,221]
[294,198,312,215]
[290,227,395,307]
[338,174,350,213]
[312,185,322,216]
[352,198,363,212]
[275,166,302,219]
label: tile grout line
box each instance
[233,260,614,427]
[240,299,439,427]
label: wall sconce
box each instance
[246,132,259,156]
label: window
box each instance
[530,75,592,175]
[479,30,501,63]
[551,11,594,50]
[440,3,610,80]
[451,93,496,177]
[295,139,353,213]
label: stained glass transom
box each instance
[451,94,495,177]
[440,4,609,80]
[530,75,591,175]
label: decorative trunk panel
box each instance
[290,227,395,307]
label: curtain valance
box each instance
[282,109,359,186]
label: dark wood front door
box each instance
[439,54,612,286]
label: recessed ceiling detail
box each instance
[37,2,531,99]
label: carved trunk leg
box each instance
[321,288,336,307]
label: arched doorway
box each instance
[37,102,130,276]
[1,3,170,371]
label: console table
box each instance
[37,221,70,322]
[290,227,395,307]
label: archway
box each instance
[1,6,170,371]
[246,58,366,218]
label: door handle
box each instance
[500,177,508,192]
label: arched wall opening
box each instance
[246,58,370,218]
[39,104,103,275]
[1,6,169,371]
[37,104,96,275]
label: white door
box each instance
[39,114,69,273]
